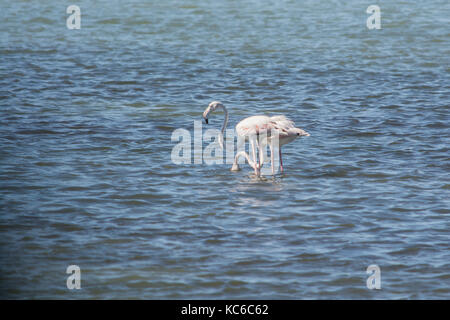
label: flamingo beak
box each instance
[204,117,208,124]
[300,130,310,137]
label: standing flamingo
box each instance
[202,101,309,176]
[263,120,310,175]
[202,101,261,176]
[232,116,310,174]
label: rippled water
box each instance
[0,0,449,299]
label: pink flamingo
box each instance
[202,101,310,176]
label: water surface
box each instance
[0,0,449,299]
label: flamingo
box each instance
[202,101,259,176]
[202,101,310,176]
[263,121,310,174]
[232,116,310,174]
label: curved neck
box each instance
[216,104,228,150]
[218,104,228,135]
[235,151,256,168]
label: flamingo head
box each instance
[279,128,310,145]
[230,162,241,171]
[293,128,310,137]
[203,101,224,124]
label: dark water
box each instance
[0,0,449,299]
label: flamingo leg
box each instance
[279,146,283,173]
[258,152,261,175]
[257,143,262,174]
[259,143,264,168]
[250,137,259,176]
[249,137,256,164]
[269,143,275,175]
[258,137,269,169]
[257,134,270,175]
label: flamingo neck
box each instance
[217,104,228,149]
[234,151,256,168]
[219,104,229,135]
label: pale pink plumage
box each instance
[202,101,310,176]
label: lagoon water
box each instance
[0,0,449,299]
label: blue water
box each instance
[0,0,449,299]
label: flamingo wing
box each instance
[236,115,298,137]
[267,115,296,138]
[235,115,272,136]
